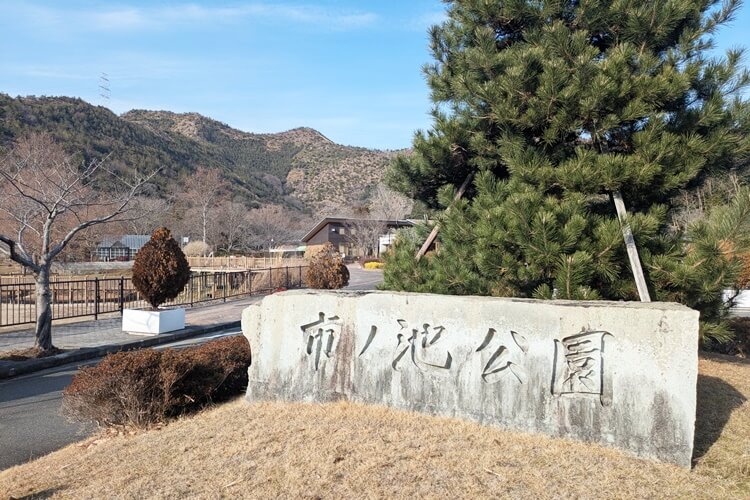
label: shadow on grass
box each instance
[10,486,65,499]
[693,373,747,462]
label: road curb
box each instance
[0,321,241,380]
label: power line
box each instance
[99,72,110,102]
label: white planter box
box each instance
[122,307,185,335]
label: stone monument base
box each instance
[242,290,699,467]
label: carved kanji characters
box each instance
[392,320,453,373]
[476,329,529,384]
[552,331,613,406]
[300,312,341,371]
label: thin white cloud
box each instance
[7,2,378,33]
[0,65,90,81]
[418,11,448,27]
[92,8,152,31]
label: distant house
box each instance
[95,235,149,261]
[269,244,306,258]
[301,217,415,257]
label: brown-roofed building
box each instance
[301,217,415,258]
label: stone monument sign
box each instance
[243,290,699,467]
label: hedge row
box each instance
[62,336,251,427]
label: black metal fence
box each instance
[0,265,308,328]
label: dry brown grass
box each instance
[0,346,64,361]
[1,354,748,499]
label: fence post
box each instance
[94,277,100,320]
[299,266,302,289]
[249,270,253,295]
[286,266,290,288]
[119,276,124,316]
[223,273,227,303]
[189,275,194,307]
[268,266,272,292]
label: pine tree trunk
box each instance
[34,265,54,351]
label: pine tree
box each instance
[385,0,750,342]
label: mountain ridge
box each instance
[0,94,405,213]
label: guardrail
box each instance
[0,265,308,328]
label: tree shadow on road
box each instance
[0,369,76,405]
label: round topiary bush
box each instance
[182,240,211,257]
[305,243,350,289]
[132,227,191,309]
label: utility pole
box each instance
[99,73,110,104]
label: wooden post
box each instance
[416,174,473,261]
[612,191,651,302]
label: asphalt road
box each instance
[0,329,242,472]
[345,266,384,290]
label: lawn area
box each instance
[1,354,747,499]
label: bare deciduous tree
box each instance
[247,205,306,251]
[210,201,251,254]
[0,133,157,351]
[180,167,227,244]
[368,183,414,220]
[341,184,414,257]
[126,196,173,236]
[345,218,387,257]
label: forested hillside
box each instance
[0,94,402,212]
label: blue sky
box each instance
[1,1,748,150]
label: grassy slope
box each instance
[1,354,748,499]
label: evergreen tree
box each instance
[385,0,750,342]
[132,228,191,309]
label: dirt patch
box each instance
[0,346,65,361]
[0,354,748,499]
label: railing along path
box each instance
[0,265,308,328]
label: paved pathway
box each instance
[0,266,383,353]
[0,296,259,353]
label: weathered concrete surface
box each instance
[243,290,699,467]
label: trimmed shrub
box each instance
[132,227,191,308]
[304,244,329,259]
[183,240,211,257]
[251,268,296,291]
[360,256,383,266]
[62,336,252,428]
[62,348,164,428]
[305,243,350,289]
